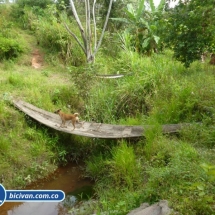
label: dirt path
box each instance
[31,49,43,69]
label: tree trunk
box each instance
[67,0,113,64]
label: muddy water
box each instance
[0,163,93,215]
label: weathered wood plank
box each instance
[13,99,187,139]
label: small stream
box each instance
[0,163,93,215]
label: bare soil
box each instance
[31,49,43,69]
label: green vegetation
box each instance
[0,1,215,215]
[166,0,215,67]
[114,0,165,55]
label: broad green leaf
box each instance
[136,0,145,20]
[149,0,155,13]
[125,4,136,21]
[198,191,205,197]
[150,25,157,31]
[142,38,150,48]
[127,3,135,16]
[153,35,160,44]
[140,18,150,29]
[157,0,165,12]
[196,185,204,191]
[110,18,130,24]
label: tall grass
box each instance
[81,49,215,127]
[82,49,215,214]
[141,137,214,215]
[0,25,84,188]
[85,141,143,214]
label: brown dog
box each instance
[54,109,83,130]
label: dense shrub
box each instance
[141,137,215,215]
[0,4,24,60]
[86,141,142,190]
[35,18,85,65]
[11,0,54,19]
[0,37,23,60]
[16,0,53,9]
[15,3,85,66]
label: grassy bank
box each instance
[0,40,72,188]
[82,52,215,215]
[0,6,86,188]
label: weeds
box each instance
[83,51,215,214]
[107,141,142,189]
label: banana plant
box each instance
[116,0,166,55]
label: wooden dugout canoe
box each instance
[13,99,186,139]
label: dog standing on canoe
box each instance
[54,109,83,130]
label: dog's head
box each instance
[54,109,61,114]
[74,113,79,117]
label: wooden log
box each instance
[13,99,187,139]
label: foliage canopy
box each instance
[166,0,215,67]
